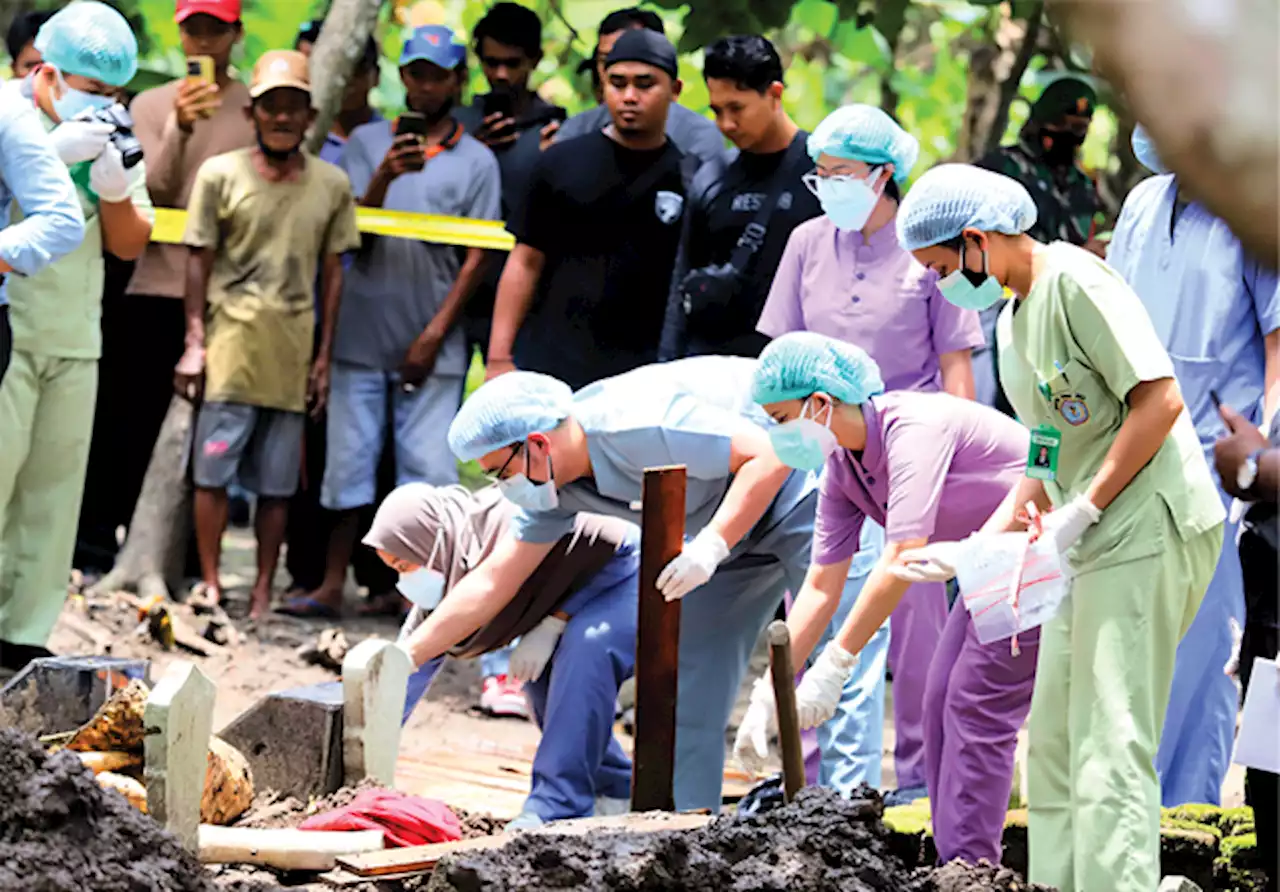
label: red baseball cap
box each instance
[175,0,241,24]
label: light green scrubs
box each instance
[0,106,154,648]
[996,242,1224,892]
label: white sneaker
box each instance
[479,674,531,720]
[506,810,545,832]
[593,796,630,818]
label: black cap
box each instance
[604,28,678,80]
[1030,76,1096,124]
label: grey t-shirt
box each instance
[334,121,502,375]
[556,102,726,169]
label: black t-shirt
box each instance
[509,131,688,390]
[667,130,820,358]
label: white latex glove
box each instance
[732,676,776,777]
[89,142,140,203]
[49,120,115,165]
[508,615,566,682]
[892,539,971,584]
[656,527,730,601]
[1038,495,1102,553]
[795,643,858,729]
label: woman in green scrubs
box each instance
[890,164,1225,892]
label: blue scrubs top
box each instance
[512,356,815,543]
[1108,174,1280,449]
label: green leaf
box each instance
[832,19,890,72]
[790,0,839,37]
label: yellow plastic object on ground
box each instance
[150,207,515,252]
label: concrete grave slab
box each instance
[219,681,345,800]
[342,639,410,787]
[145,660,216,852]
[0,656,150,735]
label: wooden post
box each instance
[343,639,411,786]
[144,661,216,851]
[767,621,805,803]
[631,465,686,813]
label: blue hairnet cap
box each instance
[896,164,1038,252]
[1131,124,1168,175]
[448,372,574,461]
[34,1,138,87]
[806,104,920,183]
[752,332,885,406]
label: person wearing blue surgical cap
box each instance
[0,0,150,672]
[1108,123,1280,811]
[737,332,1033,868]
[894,163,1225,892]
[755,103,985,807]
[405,356,820,813]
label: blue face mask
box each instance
[51,69,114,122]
[397,534,445,610]
[769,397,839,472]
[936,239,1005,311]
[498,444,558,511]
[811,169,883,232]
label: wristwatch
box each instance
[1237,448,1264,491]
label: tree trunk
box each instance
[875,0,910,119]
[305,0,387,156]
[89,397,193,601]
[1049,0,1278,267]
[955,7,1045,162]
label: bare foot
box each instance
[304,584,345,614]
[249,585,272,620]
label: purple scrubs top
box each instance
[812,390,1029,563]
[758,216,985,393]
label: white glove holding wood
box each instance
[657,527,730,601]
[1036,495,1101,553]
[795,643,858,728]
[733,676,777,776]
[508,615,566,682]
[89,142,140,203]
[50,119,115,164]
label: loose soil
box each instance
[0,727,211,892]
[423,787,1055,892]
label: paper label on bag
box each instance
[952,533,1070,644]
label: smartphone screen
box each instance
[482,90,514,120]
[1210,389,1223,412]
[395,112,428,138]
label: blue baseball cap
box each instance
[399,24,465,69]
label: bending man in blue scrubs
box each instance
[1108,125,1280,806]
[404,357,818,812]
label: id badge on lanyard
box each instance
[1026,424,1061,481]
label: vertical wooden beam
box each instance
[768,621,805,803]
[144,660,216,852]
[343,639,412,786]
[631,465,686,813]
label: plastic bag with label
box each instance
[952,532,1070,645]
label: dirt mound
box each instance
[0,727,211,892]
[423,788,1053,892]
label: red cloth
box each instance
[299,789,462,848]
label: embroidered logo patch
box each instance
[654,190,684,225]
[1055,394,1090,426]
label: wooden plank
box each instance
[144,661,216,852]
[199,826,384,871]
[767,621,805,803]
[343,639,411,786]
[337,811,713,878]
[632,465,686,813]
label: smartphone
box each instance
[1210,389,1223,412]
[395,112,428,138]
[482,89,514,120]
[186,55,215,86]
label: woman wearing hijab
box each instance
[364,482,640,830]
[755,104,985,804]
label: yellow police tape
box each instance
[150,207,516,252]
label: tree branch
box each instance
[984,2,1044,157]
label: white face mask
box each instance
[498,443,558,511]
[396,534,445,610]
[768,397,840,471]
[806,166,885,232]
[50,68,114,122]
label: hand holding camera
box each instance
[50,118,116,165]
[90,142,142,203]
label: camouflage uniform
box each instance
[975,133,1103,245]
